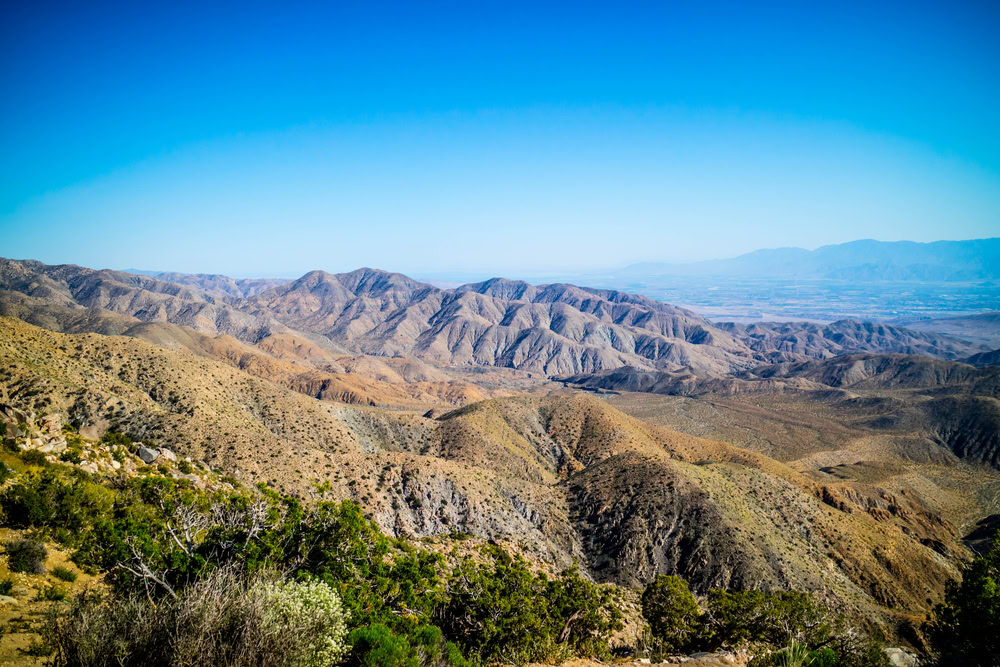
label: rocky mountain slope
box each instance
[1,259,983,378]
[966,348,1000,368]
[0,317,967,634]
[564,353,1000,471]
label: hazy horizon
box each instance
[0,235,988,282]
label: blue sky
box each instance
[2,1,998,277]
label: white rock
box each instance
[137,446,159,464]
[159,447,177,462]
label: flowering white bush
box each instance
[260,578,348,666]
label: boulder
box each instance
[41,413,63,434]
[137,446,159,464]
[885,648,918,667]
[159,447,177,462]
[38,437,67,454]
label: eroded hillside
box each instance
[0,317,970,638]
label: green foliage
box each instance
[641,574,701,653]
[52,565,78,582]
[41,584,69,601]
[11,457,888,667]
[6,537,47,573]
[60,449,83,464]
[439,546,621,664]
[544,564,624,659]
[178,459,194,474]
[926,532,1000,667]
[348,624,419,667]
[45,567,348,667]
[100,432,133,450]
[773,641,812,667]
[0,577,13,595]
[703,589,833,650]
[20,449,49,466]
[439,545,548,663]
[712,590,890,667]
[0,460,12,484]
[0,468,114,546]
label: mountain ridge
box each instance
[0,258,985,381]
[620,237,1000,281]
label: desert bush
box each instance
[348,624,418,667]
[0,468,113,546]
[438,546,620,664]
[544,564,623,659]
[20,449,49,466]
[41,584,68,601]
[641,574,702,653]
[0,577,13,595]
[45,567,349,667]
[703,589,833,649]
[100,432,133,450]
[0,460,12,484]
[259,578,349,666]
[6,537,47,573]
[52,565,77,582]
[712,590,890,667]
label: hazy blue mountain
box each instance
[622,238,1000,281]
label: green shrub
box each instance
[45,567,347,667]
[926,532,1000,667]
[60,449,83,465]
[100,432,132,450]
[178,460,194,474]
[544,565,623,659]
[0,468,113,546]
[20,449,49,466]
[641,574,701,653]
[703,589,832,649]
[6,537,47,573]
[52,566,78,583]
[0,577,13,595]
[348,624,418,667]
[41,584,68,601]
[0,461,12,484]
[439,545,550,664]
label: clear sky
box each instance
[2,1,998,277]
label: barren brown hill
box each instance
[0,258,283,340]
[567,353,1000,472]
[120,321,500,409]
[0,317,968,635]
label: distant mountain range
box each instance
[620,238,1000,281]
[0,258,984,379]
